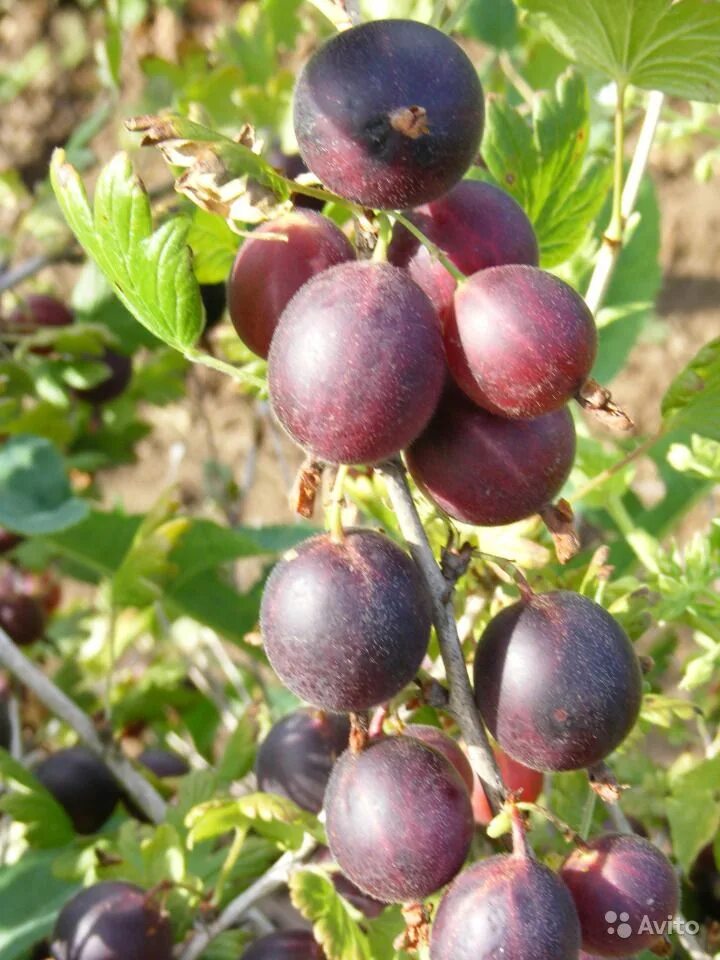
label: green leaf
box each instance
[50,150,203,351]
[662,337,720,440]
[216,714,257,783]
[517,0,720,101]
[187,793,322,850]
[479,70,611,267]
[667,794,720,872]
[0,848,79,960]
[290,868,373,960]
[188,208,239,285]
[667,435,720,480]
[461,0,518,48]
[0,435,88,535]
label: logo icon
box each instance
[605,911,632,939]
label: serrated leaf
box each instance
[0,434,88,535]
[479,70,610,267]
[662,337,720,440]
[50,150,203,350]
[188,208,239,284]
[216,713,257,783]
[187,792,322,850]
[518,0,720,101]
[667,795,720,872]
[290,869,373,960]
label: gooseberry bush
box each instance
[0,1,720,959]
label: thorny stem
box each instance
[379,460,504,810]
[392,213,465,284]
[0,625,166,823]
[177,835,316,960]
[585,90,665,315]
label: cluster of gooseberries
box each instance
[40,17,677,960]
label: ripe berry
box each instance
[200,282,227,331]
[471,746,544,826]
[256,708,350,813]
[473,591,642,771]
[51,881,173,960]
[406,384,576,527]
[294,19,484,209]
[325,736,473,902]
[688,844,720,923]
[402,724,474,793]
[261,530,431,712]
[268,261,444,464]
[228,211,355,358]
[76,350,132,405]
[561,833,679,957]
[242,930,325,960]
[388,181,538,326]
[449,265,597,418]
[0,571,46,646]
[138,747,189,779]
[34,746,122,834]
[21,569,62,616]
[431,853,581,960]
[8,294,74,334]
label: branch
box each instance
[585,90,665,315]
[177,835,316,960]
[0,249,83,294]
[378,460,504,811]
[0,627,166,824]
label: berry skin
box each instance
[242,930,325,960]
[51,882,173,960]
[138,748,189,779]
[261,530,431,712]
[268,261,444,465]
[688,844,720,923]
[0,568,46,646]
[449,265,597,418]
[406,384,576,527]
[228,211,355,358]
[561,833,679,957]
[256,708,350,813]
[0,528,23,555]
[76,350,132,405]
[430,853,581,960]
[8,294,74,334]
[402,724,474,793]
[325,736,474,903]
[34,747,122,834]
[388,181,539,327]
[294,19,484,209]
[21,569,62,616]
[473,591,642,772]
[471,746,544,826]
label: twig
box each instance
[0,248,83,294]
[177,835,316,960]
[379,460,504,811]
[0,626,166,823]
[585,90,665,315]
[571,432,660,503]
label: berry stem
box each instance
[509,803,533,859]
[607,82,627,246]
[379,459,505,811]
[392,213,466,284]
[0,623,166,823]
[328,464,349,542]
[579,784,597,840]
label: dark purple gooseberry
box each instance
[199,282,227,330]
[449,264,597,418]
[402,724,474,793]
[294,19,484,209]
[228,210,355,359]
[0,568,45,647]
[388,180,538,327]
[430,853,581,960]
[138,748,189,779]
[35,746,122,834]
[268,261,444,464]
[311,847,385,918]
[8,294,74,333]
[261,530,431,712]
[76,350,132,405]
[405,384,576,527]
[255,708,350,813]
[242,930,325,960]
[0,692,10,751]
[688,843,720,922]
[325,736,474,903]
[561,833,679,957]
[0,528,23,554]
[51,881,173,960]
[473,591,642,772]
